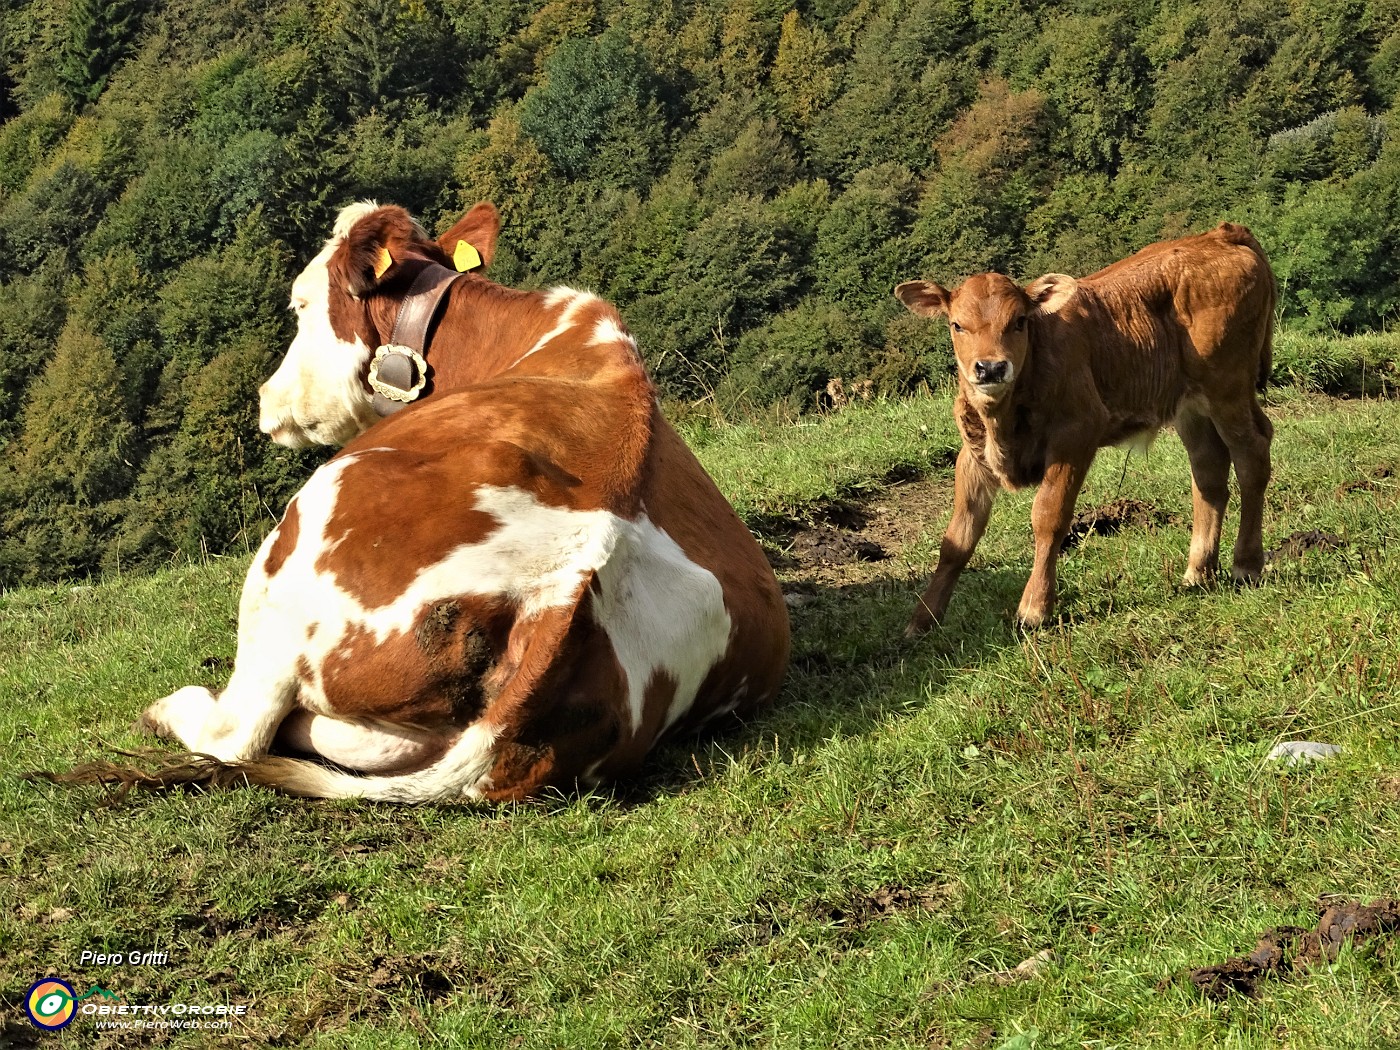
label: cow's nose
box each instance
[973,360,1009,384]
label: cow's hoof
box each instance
[133,709,170,739]
[1014,609,1048,631]
[1181,566,1216,588]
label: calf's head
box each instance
[895,272,1078,405]
[259,200,500,447]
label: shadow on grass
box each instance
[611,566,1035,807]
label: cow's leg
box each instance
[1018,455,1093,628]
[1176,406,1231,586]
[907,448,997,636]
[141,664,299,764]
[1210,396,1273,582]
[140,566,301,763]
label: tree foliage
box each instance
[1,0,1399,586]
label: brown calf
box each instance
[895,222,1276,633]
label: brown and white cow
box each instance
[139,201,790,801]
[895,222,1275,634]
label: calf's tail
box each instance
[1258,305,1274,393]
[1219,222,1276,392]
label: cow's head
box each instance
[259,201,501,447]
[895,272,1077,406]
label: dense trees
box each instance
[1,0,1398,587]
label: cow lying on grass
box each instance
[137,201,790,802]
[895,222,1276,634]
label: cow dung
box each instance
[1187,897,1400,1000]
[1267,529,1347,561]
[1061,498,1179,551]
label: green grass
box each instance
[1271,328,1400,399]
[3,386,1400,1048]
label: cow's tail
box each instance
[235,722,499,803]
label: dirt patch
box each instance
[277,949,514,1042]
[177,900,322,942]
[1337,466,1394,496]
[0,1018,44,1049]
[761,475,952,583]
[1268,530,1347,561]
[1187,897,1400,1000]
[1061,498,1180,551]
[815,882,957,928]
[787,526,889,566]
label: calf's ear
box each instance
[894,280,951,318]
[1025,273,1078,314]
[438,202,500,272]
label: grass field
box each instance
[2,376,1399,1047]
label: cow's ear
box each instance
[336,205,422,299]
[1025,273,1077,315]
[894,280,951,318]
[438,202,500,272]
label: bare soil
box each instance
[1061,497,1181,550]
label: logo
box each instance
[25,978,77,1030]
[24,979,120,1030]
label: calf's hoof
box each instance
[1181,565,1215,588]
[1231,563,1264,586]
[904,603,940,639]
[1014,605,1050,630]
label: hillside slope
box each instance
[3,388,1399,1047]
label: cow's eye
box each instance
[1014,316,1026,332]
[950,321,963,334]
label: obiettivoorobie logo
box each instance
[24,977,119,1031]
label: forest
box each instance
[0,0,1397,587]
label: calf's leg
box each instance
[1176,406,1231,586]
[907,448,996,636]
[1017,456,1093,628]
[1210,396,1273,582]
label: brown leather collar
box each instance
[368,262,462,417]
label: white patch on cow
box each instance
[591,315,635,350]
[259,219,380,448]
[148,447,732,799]
[541,286,582,310]
[275,709,444,773]
[512,288,598,367]
[244,721,501,802]
[590,514,732,735]
[230,453,628,719]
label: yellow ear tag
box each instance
[453,240,483,272]
[374,247,394,280]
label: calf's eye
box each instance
[950,321,963,334]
